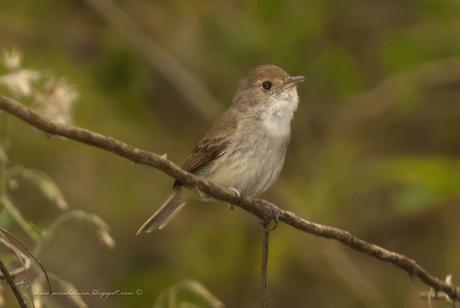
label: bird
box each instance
[137,64,304,234]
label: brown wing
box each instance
[173,110,238,187]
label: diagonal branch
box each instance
[0,95,459,302]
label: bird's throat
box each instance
[261,88,298,138]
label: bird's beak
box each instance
[284,76,305,87]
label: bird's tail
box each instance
[136,188,186,234]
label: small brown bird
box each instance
[137,64,304,234]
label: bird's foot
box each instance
[257,200,281,230]
[227,187,242,210]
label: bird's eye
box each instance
[262,81,272,90]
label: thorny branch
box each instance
[0,95,459,302]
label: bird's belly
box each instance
[201,135,287,197]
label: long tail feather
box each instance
[136,188,186,234]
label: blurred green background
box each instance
[1,0,460,307]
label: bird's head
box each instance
[233,64,304,114]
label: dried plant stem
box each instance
[0,228,52,294]
[0,238,31,278]
[0,258,27,308]
[261,222,270,308]
[0,95,459,303]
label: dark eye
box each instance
[262,81,272,90]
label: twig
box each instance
[0,257,27,308]
[420,290,456,305]
[0,228,52,293]
[0,238,30,278]
[0,95,459,302]
[261,222,270,308]
[428,288,434,308]
[420,275,458,306]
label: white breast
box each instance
[262,87,299,138]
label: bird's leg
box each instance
[257,200,281,230]
[227,187,242,210]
